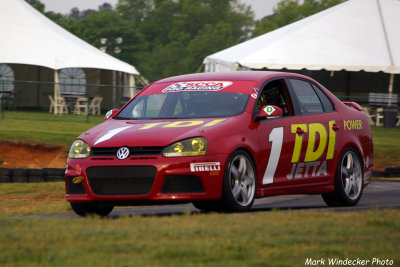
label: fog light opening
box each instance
[72,176,84,184]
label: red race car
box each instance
[65,71,373,216]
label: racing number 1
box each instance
[262,121,336,185]
[262,127,283,185]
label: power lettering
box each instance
[344,120,362,130]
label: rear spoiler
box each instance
[342,101,363,111]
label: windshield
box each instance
[117,92,249,119]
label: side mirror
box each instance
[257,105,283,119]
[105,109,119,120]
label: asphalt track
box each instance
[107,179,400,217]
[11,179,400,219]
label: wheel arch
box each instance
[337,144,364,171]
[337,106,373,177]
[209,133,258,166]
[338,141,365,171]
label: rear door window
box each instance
[312,84,335,112]
[287,79,324,115]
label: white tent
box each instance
[0,0,141,113]
[0,0,139,75]
[204,0,400,75]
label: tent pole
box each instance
[378,0,395,107]
[196,63,204,73]
[345,72,351,101]
[388,73,394,106]
[112,71,116,109]
[54,70,59,115]
[36,66,41,107]
[129,74,135,98]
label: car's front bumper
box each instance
[65,154,227,204]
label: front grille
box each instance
[161,175,205,194]
[87,166,156,195]
[91,147,163,157]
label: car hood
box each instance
[79,118,230,148]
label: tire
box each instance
[0,168,11,176]
[221,150,256,212]
[70,202,114,217]
[11,169,29,183]
[0,168,11,183]
[43,168,65,182]
[322,147,363,207]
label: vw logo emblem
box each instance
[116,147,130,160]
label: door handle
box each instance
[296,127,304,135]
[332,123,339,131]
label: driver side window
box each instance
[257,79,292,116]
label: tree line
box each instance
[26,0,344,82]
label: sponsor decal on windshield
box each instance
[162,81,233,92]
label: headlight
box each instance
[68,140,91,159]
[163,137,207,157]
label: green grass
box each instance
[371,125,400,149]
[370,126,400,168]
[0,111,104,149]
[1,110,105,123]
[0,182,68,217]
[1,210,399,266]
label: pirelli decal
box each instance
[190,162,221,172]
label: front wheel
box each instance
[70,202,114,217]
[322,147,364,207]
[222,150,256,212]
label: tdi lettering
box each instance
[291,120,336,163]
